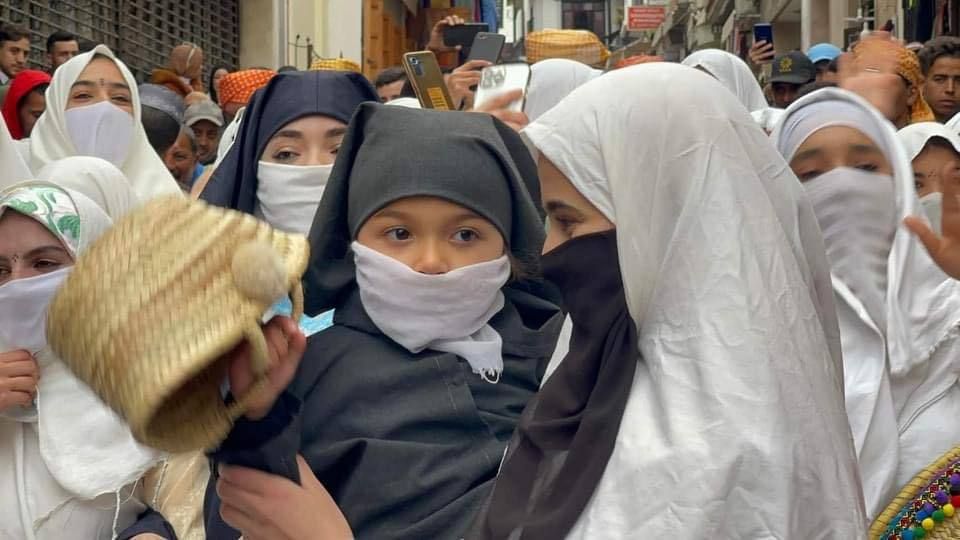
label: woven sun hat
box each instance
[310,57,362,74]
[46,195,310,453]
[870,446,960,540]
[526,29,611,66]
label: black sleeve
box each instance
[116,507,178,540]
[208,390,303,483]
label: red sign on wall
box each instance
[627,6,667,31]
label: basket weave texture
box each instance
[871,445,960,539]
[526,29,611,66]
[310,58,362,73]
[46,196,309,453]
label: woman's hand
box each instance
[472,89,529,132]
[906,161,960,279]
[218,455,353,540]
[0,350,38,413]
[226,317,306,421]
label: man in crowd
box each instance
[164,128,201,192]
[807,43,842,82]
[46,31,79,72]
[0,25,29,86]
[139,83,185,159]
[769,52,816,108]
[375,67,407,103]
[184,99,224,166]
[919,36,960,123]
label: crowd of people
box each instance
[4,15,960,540]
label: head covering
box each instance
[37,156,137,218]
[139,83,186,124]
[808,42,843,64]
[771,51,817,85]
[0,179,159,535]
[0,114,32,182]
[526,29,610,66]
[168,43,204,81]
[751,107,785,133]
[776,97,888,161]
[612,54,663,69]
[304,103,544,314]
[201,70,379,214]
[217,69,276,108]
[475,63,865,538]
[309,57,362,73]
[184,99,224,127]
[524,58,601,122]
[384,96,421,109]
[1,70,51,139]
[771,87,960,519]
[22,45,181,202]
[682,49,768,111]
[897,121,960,161]
[851,38,935,124]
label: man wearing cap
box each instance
[184,99,224,166]
[807,43,842,82]
[770,52,816,108]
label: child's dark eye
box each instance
[386,227,411,241]
[452,229,479,243]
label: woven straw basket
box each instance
[525,29,611,66]
[310,57,362,73]
[870,446,960,539]
[46,196,310,453]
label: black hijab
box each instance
[303,102,546,315]
[200,70,379,213]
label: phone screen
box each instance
[753,23,774,47]
[474,63,531,113]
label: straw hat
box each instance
[46,195,310,453]
[870,446,960,539]
[309,57,362,74]
[526,29,611,66]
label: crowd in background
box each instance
[5,13,960,540]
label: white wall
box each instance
[323,0,363,62]
[532,0,563,29]
[240,0,280,69]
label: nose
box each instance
[948,80,956,95]
[411,240,450,275]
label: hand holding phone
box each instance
[750,23,775,66]
[474,63,531,114]
[467,32,506,64]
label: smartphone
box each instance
[467,32,506,64]
[473,63,531,114]
[753,23,774,47]
[443,23,489,49]
[402,51,454,110]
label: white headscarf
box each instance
[0,114,32,183]
[0,179,158,540]
[38,157,138,218]
[22,45,180,202]
[772,88,960,519]
[384,97,422,109]
[682,49,769,112]
[946,110,960,133]
[524,63,865,537]
[524,59,601,122]
[897,121,960,161]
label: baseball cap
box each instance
[184,99,224,128]
[807,43,842,64]
[771,52,816,85]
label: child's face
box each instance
[912,142,960,197]
[356,196,505,274]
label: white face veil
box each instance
[772,88,960,519]
[681,49,770,112]
[523,63,865,537]
[20,45,180,202]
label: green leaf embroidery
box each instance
[6,199,38,215]
[57,214,81,241]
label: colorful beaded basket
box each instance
[871,446,960,540]
[309,58,362,73]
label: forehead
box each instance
[931,56,960,72]
[799,125,881,150]
[0,211,61,249]
[77,57,126,82]
[272,114,346,138]
[2,38,29,48]
[54,40,79,51]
